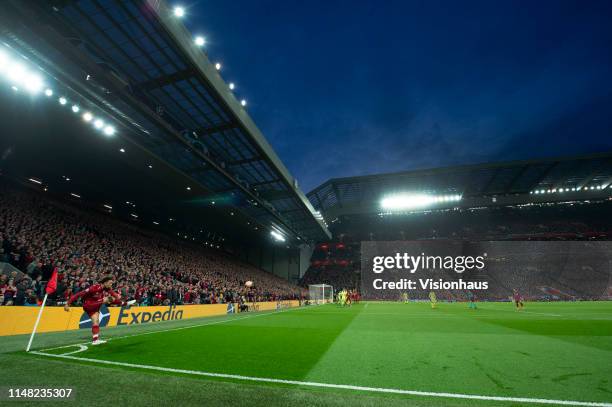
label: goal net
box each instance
[308,284,334,305]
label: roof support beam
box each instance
[137,68,196,91]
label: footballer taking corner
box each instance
[64,275,135,345]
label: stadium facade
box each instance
[0,0,330,283]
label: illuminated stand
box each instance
[308,284,333,305]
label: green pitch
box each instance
[2,301,612,406]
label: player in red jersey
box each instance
[64,276,133,345]
[512,289,524,311]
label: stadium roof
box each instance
[308,152,612,217]
[0,0,330,244]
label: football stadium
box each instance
[0,1,611,406]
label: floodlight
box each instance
[7,63,26,83]
[103,125,115,136]
[194,36,205,46]
[24,73,43,93]
[93,119,104,129]
[59,97,67,105]
[229,82,235,90]
[44,89,53,97]
[71,105,80,113]
[271,230,286,242]
[381,194,437,210]
[241,99,247,106]
[82,112,93,122]
[215,62,221,70]
[173,6,185,17]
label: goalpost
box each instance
[308,284,334,305]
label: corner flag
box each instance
[26,268,59,352]
[46,268,58,294]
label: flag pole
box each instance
[26,293,48,352]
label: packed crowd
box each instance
[0,186,304,307]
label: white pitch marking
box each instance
[39,305,308,352]
[61,344,89,355]
[491,308,562,317]
[29,351,612,407]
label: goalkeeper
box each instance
[467,290,477,309]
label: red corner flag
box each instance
[46,268,58,295]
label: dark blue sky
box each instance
[185,0,612,192]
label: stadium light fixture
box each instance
[24,73,43,94]
[241,99,247,107]
[28,178,42,185]
[380,193,461,211]
[71,105,80,113]
[7,62,26,84]
[215,62,222,70]
[93,119,104,129]
[229,82,235,90]
[59,97,67,105]
[153,221,159,225]
[173,6,185,17]
[119,148,126,153]
[44,89,53,97]
[104,204,113,210]
[186,186,191,191]
[194,36,205,47]
[103,125,115,136]
[271,230,286,242]
[70,193,81,199]
[82,112,93,122]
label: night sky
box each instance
[185,0,612,193]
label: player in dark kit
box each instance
[64,276,134,345]
[512,289,524,311]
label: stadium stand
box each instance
[301,155,612,300]
[0,184,304,307]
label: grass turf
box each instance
[1,301,611,406]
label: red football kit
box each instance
[68,284,121,316]
[67,283,124,343]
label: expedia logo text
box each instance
[117,305,183,326]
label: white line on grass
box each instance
[490,308,562,317]
[39,305,308,353]
[29,351,612,407]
